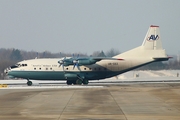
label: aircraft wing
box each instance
[58,57,124,67]
[92,57,124,61]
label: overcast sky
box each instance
[0,0,180,55]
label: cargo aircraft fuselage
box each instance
[6,25,170,86]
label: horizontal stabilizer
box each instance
[153,57,171,61]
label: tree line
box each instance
[0,48,178,79]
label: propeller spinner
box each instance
[58,57,67,70]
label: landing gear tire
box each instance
[67,80,73,85]
[76,79,82,85]
[27,81,32,86]
[83,80,89,85]
[72,80,76,85]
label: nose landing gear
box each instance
[27,79,32,86]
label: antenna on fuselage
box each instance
[35,52,39,59]
[60,52,61,58]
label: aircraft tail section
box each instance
[114,25,168,59]
[142,25,162,50]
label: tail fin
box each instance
[142,25,163,50]
[114,25,168,59]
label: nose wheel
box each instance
[27,80,32,86]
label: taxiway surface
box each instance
[0,83,180,120]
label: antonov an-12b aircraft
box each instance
[5,25,170,86]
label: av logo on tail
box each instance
[147,35,159,41]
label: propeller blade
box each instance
[73,64,76,70]
[62,64,64,71]
[58,57,67,71]
[73,62,79,70]
[72,54,80,69]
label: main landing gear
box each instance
[66,79,89,85]
[27,79,32,86]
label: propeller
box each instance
[73,60,79,69]
[58,57,66,70]
[58,54,82,70]
[72,54,79,69]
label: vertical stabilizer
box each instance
[142,25,163,50]
[114,25,168,59]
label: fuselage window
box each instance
[46,68,48,70]
[21,64,27,67]
[39,68,41,70]
[66,68,68,70]
[89,68,92,70]
[34,68,36,70]
[84,68,86,70]
[50,68,52,70]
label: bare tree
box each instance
[105,48,120,57]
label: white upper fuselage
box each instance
[6,25,169,82]
[7,56,156,81]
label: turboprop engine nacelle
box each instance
[63,61,73,66]
[58,58,74,66]
[74,59,97,65]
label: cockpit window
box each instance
[10,64,19,69]
[10,63,27,69]
[21,64,27,67]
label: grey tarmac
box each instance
[0,83,180,120]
